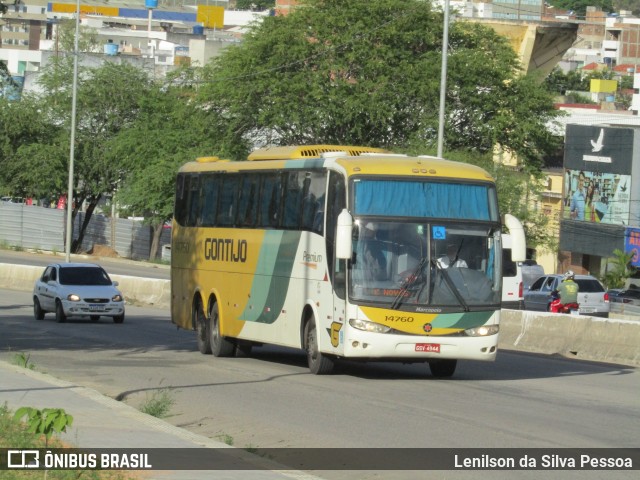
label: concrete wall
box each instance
[2,262,638,367]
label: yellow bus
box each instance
[171,145,525,377]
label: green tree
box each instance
[0,60,17,95]
[0,95,67,198]
[198,0,560,171]
[32,60,153,252]
[236,0,275,10]
[544,67,588,95]
[602,249,637,288]
[614,0,640,15]
[546,1,613,17]
[54,18,101,54]
[106,67,228,259]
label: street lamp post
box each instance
[437,0,450,159]
[65,0,80,262]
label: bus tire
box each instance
[428,359,457,378]
[209,302,234,357]
[195,300,212,354]
[304,316,334,375]
[234,341,253,358]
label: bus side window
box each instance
[217,176,239,227]
[187,175,201,227]
[302,171,326,234]
[174,174,189,226]
[201,174,219,227]
[238,174,259,227]
[258,174,281,228]
[282,171,302,229]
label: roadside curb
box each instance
[0,360,230,449]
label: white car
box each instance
[33,263,125,323]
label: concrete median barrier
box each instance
[499,310,640,366]
[110,274,170,309]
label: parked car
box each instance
[523,274,609,318]
[1,196,23,204]
[609,288,640,306]
[33,263,125,323]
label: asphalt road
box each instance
[1,288,638,451]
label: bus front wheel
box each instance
[428,359,457,378]
[209,302,234,357]
[304,317,334,375]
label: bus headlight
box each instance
[349,318,392,334]
[464,325,499,337]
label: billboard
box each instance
[563,125,635,226]
[626,227,640,268]
[562,169,631,224]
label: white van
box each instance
[502,234,544,309]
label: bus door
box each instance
[325,171,348,355]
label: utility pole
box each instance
[437,0,450,158]
[65,0,80,262]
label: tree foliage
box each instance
[546,0,614,16]
[544,67,588,94]
[0,94,67,197]
[1,0,566,255]
[602,249,637,288]
[2,60,154,252]
[106,67,228,258]
[13,407,73,447]
[198,0,560,171]
[235,0,275,10]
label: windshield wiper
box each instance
[391,255,429,310]
[431,258,470,312]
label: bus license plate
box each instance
[416,343,440,353]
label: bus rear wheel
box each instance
[195,300,211,354]
[209,302,234,357]
[304,317,334,375]
[428,359,457,378]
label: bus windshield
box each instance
[349,220,501,310]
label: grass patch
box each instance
[12,352,35,370]
[216,433,234,446]
[139,388,174,419]
[0,403,139,479]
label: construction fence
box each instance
[0,203,171,260]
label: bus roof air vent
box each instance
[248,145,388,161]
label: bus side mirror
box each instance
[336,209,353,260]
[504,214,526,262]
